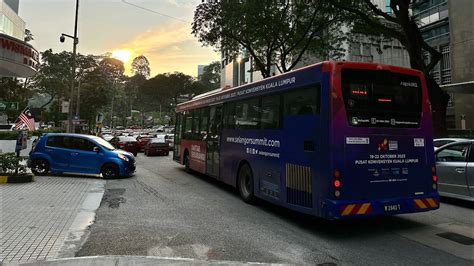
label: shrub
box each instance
[0,153,26,174]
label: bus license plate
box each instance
[384,204,401,212]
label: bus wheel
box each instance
[238,163,255,203]
[184,151,191,172]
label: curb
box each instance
[0,174,35,184]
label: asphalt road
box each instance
[76,153,474,265]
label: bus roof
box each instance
[176,61,422,112]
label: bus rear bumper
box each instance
[322,193,440,220]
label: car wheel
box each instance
[31,159,49,176]
[165,151,169,156]
[133,152,138,156]
[101,164,119,179]
[144,150,148,156]
[238,163,255,203]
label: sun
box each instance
[112,50,131,63]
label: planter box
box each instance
[0,173,35,184]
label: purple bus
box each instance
[174,61,439,219]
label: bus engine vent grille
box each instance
[285,163,312,208]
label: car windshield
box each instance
[92,136,115,150]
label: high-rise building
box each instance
[0,0,38,77]
[413,0,474,130]
[197,64,206,80]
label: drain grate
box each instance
[436,232,474,245]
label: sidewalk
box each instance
[0,176,105,264]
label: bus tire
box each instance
[238,163,255,203]
[184,150,191,172]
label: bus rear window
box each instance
[341,69,422,128]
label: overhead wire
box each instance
[120,0,190,24]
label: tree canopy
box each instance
[199,61,221,91]
[131,55,151,78]
[192,0,345,78]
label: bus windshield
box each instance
[342,69,422,128]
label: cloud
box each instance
[113,23,219,77]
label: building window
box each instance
[440,44,451,84]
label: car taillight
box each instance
[118,142,125,147]
[333,169,341,197]
[432,165,437,190]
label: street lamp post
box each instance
[236,56,242,87]
[61,0,80,133]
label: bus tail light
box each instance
[432,165,437,190]
[333,169,341,197]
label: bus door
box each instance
[206,105,223,178]
[281,85,321,209]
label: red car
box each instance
[144,137,169,156]
[110,136,139,156]
[136,136,152,151]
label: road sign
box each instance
[61,101,69,113]
[96,112,104,123]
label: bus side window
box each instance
[223,102,236,129]
[192,109,201,140]
[261,94,280,129]
[284,86,320,116]
[184,111,193,139]
[200,107,209,139]
[235,98,260,129]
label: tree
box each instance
[331,0,450,136]
[192,1,344,78]
[131,55,151,78]
[24,29,34,42]
[200,61,221,91]
[31,50,125,126]
[0,78,33,121]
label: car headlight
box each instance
[118,153,129,162]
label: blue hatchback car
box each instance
[29,133,135,178]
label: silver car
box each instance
[433,138,470,150]
[435,140,474,201]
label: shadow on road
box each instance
[440,196,474,209]
[180,168,428,240]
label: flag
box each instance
[14,107,35,131]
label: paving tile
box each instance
[0,176,104,263]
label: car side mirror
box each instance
[93,146,100,152]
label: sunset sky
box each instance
[19,0,219,77]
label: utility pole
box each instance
[75,79,81,118]
[66,0,79,133]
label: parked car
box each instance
[144,136,169,156]
[29,133,135,178]
[435,140,474,201]
[433,138,470,150]
[136,135,152,151]
[110,136,139,156]
[102,134,114,142]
